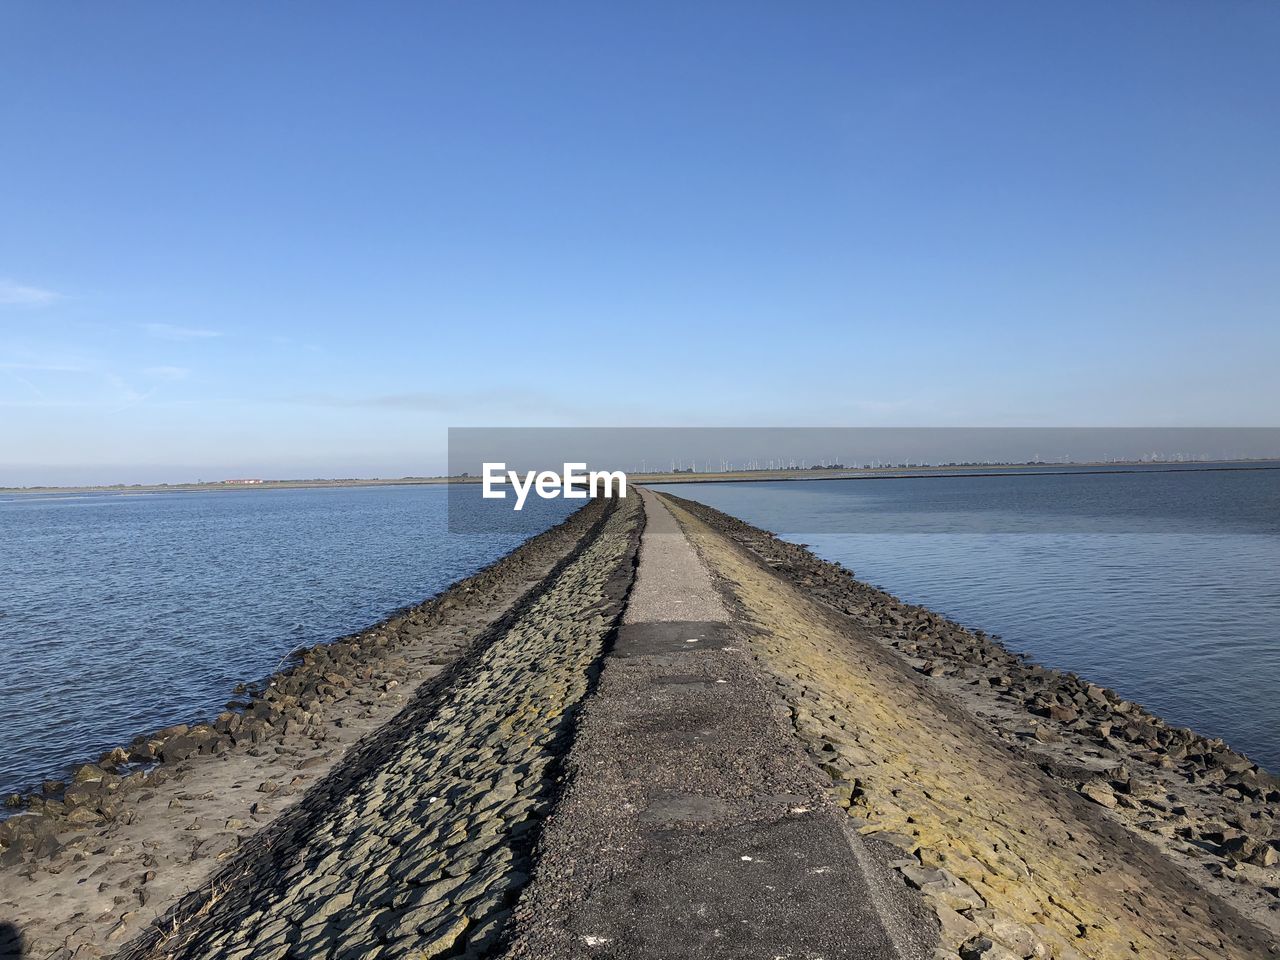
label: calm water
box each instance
[0,485,577,798]
[654,464,1280,771]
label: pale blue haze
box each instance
[2,2,1279,484]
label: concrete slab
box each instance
[605,620,734,658]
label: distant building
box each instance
[221,478,264,485]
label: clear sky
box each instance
[2,2,1278,484]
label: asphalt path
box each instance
[507,489,935,959]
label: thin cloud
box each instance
[0,360,87,373]
[286,389,583,418]
[143,365,190,381]
[1,369,48,400]
[291,391,457,412]
[0,279,63,307]
[144,322,222,340]
[848,398,916,413]
[104,373,156,412]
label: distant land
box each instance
[3,458,1278,496]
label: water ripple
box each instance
[0,485,575,797]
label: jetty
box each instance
[2,492,1278,960]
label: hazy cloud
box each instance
[0,368,48,401]
[289,391,457,412]
[144,323,221,340]
[0,360,87,373]
[0,279,63,307]
[286,389,580,416]
[143,365,190,381]
[104,373,156,412]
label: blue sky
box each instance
[2,2,1278,484]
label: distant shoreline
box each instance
[0,476,460,496]
[639,459,1280,484]
[3,457,1279,496]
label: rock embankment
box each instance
[0,498,617,960]
[113,493,641,960]
[661,492,1278,960]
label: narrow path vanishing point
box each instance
[507,488,935,959]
